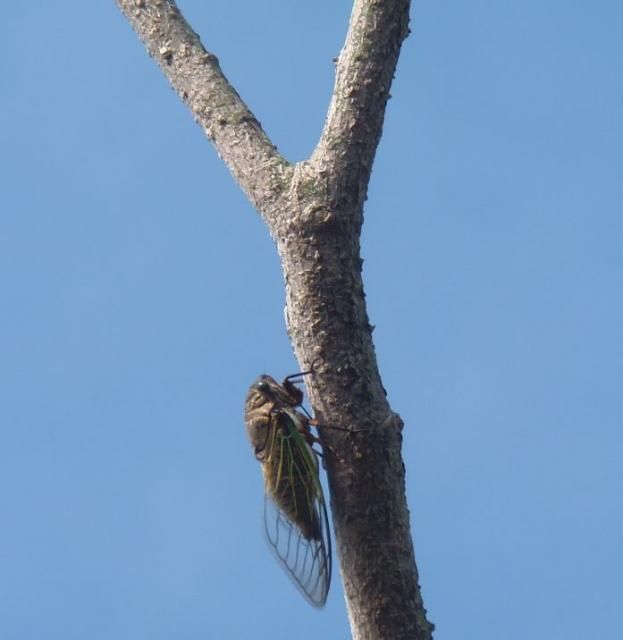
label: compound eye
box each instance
[257,381,270,393]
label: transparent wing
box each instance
[264,489,331,607]
[262,410,332,607]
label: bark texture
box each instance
[116,1,434,638]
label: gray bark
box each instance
[116,1,434,638]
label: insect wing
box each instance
[263,411,331,607]
[264,497,331,607]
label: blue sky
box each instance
[2,2,622,638]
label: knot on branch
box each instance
[300,204,337,229]
[381,411,404,433]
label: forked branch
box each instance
[116,1,433,638]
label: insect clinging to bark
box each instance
[244,372,331,607]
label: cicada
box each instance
[244,372,331,607]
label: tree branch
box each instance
[116,1,433,638]
[312,0,410,206]
[116,0,292,214]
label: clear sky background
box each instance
[2,2,622,639]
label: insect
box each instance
[244,372,331,607]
